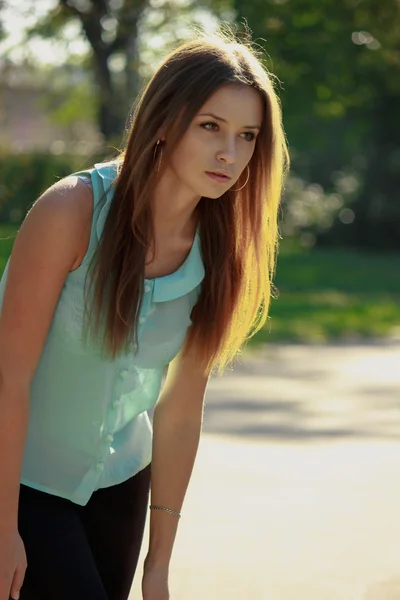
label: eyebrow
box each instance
[197,112,261,131]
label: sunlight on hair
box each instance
[86,23,290,376]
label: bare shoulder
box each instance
[25,175,94,270]
[30,175,93,230]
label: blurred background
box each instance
[1,3,400,598]
[0,0,400,344]
[0,0,399,345]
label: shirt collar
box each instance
[93,161,205,302]
[150,229,204,302]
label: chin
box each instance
[199,184,230,199]
[188,176,230,199]
[208,190,227,199]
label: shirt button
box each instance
[119,368,129,379]
[112,399,120,409]
[96,460,104,472]
[105,433,114,443]
[139,315,146,324]
[144,283,151,293]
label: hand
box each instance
[142,558,169,600]
[0,530,27,600]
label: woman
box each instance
[0,27,289,600]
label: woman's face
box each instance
[166,83,263,198]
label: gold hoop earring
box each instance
[153,139,164,172]
[231,166,250,192]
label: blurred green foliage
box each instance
[0,223,15,273]
[0,152,111,223]
[233,0,400,250]
[1,0,399,252]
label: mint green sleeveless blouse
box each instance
[0,161,205,505]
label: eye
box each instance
[241,131,256,142]
[200,122,219,131]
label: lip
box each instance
[205,171,232,183]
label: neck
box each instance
[150,168,200,241]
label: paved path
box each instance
[130,341,400,600]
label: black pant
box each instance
[17,464,151,600]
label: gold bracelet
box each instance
[149,504,181,518]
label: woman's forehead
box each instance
[198,84,263,126]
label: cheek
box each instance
[240,141,257,165]
[170,132,207,171]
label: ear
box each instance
[155,128,166,143]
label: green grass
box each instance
[1,225,399,344]
[262,241,400,344]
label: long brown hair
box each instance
[85,27,290,374]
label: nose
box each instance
[216,136,236,165]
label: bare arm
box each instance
[0,176,92,531]
[145,341,209,569]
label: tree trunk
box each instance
[124,21,140,118]
[92,49,125,141]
